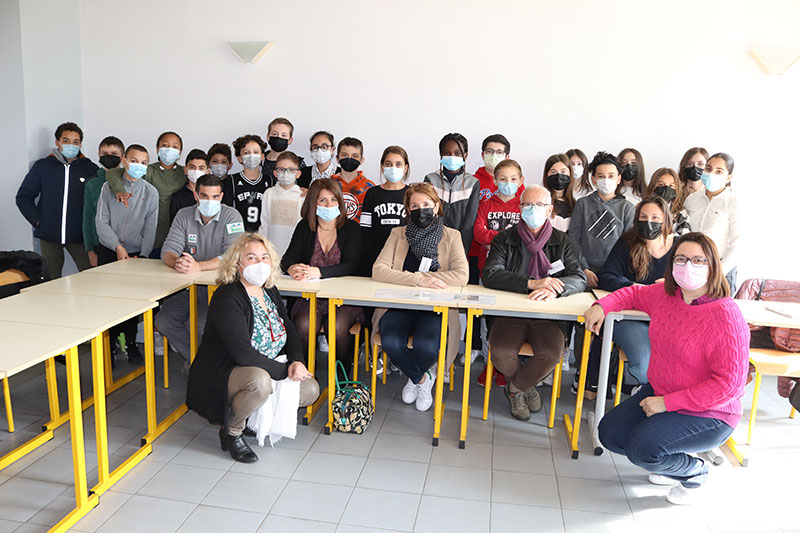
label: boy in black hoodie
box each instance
[16,122,99,278]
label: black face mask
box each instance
[682,166,703,182]
[546,173,571,191]
[636,220,663,240]
[653,185,677,203]
[339,157,360,173]
[622,164,638,182]
[268,136,289,152]
[410,207,435,228]
[99,154,121,170]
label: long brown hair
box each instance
[616,148,646,198]
[542,154,575,214]
[300,179,347,231]
[677,147,709,201]
[566,148,592,194]
[664,232,730,299]
[380,145,410,182]
[646,168,684,215]
[623,196,673,282]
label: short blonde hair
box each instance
[216,233,280,288]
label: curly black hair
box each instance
[589,151,621,174]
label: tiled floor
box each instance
[0,346,798,532]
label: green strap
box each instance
[335,360,367,391]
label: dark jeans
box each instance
[380,310,443,384]
[586,320,651,387]
[598,384,734,487]
[96,245,139,344]
[726,267,737,296]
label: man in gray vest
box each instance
[155,174,244,364]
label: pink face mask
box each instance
[672,262,709,291]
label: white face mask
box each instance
[277,171,296,186]
[310,149,332,165]
[572,164,584,178]
[241,153,262,170]
[186,169,205,183]
[483,153,504,171]
[241,261,271,286]
[210,164,228,178]
[595,178,617,196]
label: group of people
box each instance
[15,119,750,505]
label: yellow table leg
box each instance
[163,336,169,390]
[483,352,493,420]
[371,342,378,407]
[2,378,12,433]
[431,305,448,446]
[90,335,109,489]
[325,298,342,435]
[103,330,112,390]
[189,284,198,363]
[303,292,318,425]
[725,436,748,467]
[45,357,61,422]
[747,370,762,445]
[548,357,560,429]
[364,327,371,373]
[143,309,158,441]
[459,308,481,448]
[207,284,217,304]
[352,329,360,382]
[562,319,591,459]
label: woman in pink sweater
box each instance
[584,232,749,505]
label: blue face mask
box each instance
[440,156,464,172]
[383,166,405,183]
[198,199,221,218]
[521,204,548,229]
[158,147,181,166]
[701,171,726,193]
[127,162,147,179]
[60,144,80,159]
[497,181,519,197]
[316,204,341,222]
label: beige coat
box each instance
[371,225,469,368]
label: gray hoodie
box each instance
[568,191,635,272]
[95,176,159,257]
[423,171,480,255]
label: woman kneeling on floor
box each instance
[187,232,319,463]
[585,232,749,505]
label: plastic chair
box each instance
[482,344,563,429]
[746,348,800,444]
[0,269,28,433]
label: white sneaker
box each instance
[415,372,436,411]
[537,371,554,387]
[666,484,701,505]
[318,335,329,352]
[153,333,164,356]
[648,473,676,486]
[562,347,571,371]
[401,378,418,404]
[631,384,643,396]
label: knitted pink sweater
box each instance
[598,283,750,428]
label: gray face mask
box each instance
[210,164,228,178]
[241,154,261,170]
[276,171,296,186]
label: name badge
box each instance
[226,222,244,234]
[419,257,432,273]
[547,260,565,275]
[187,233,198,244]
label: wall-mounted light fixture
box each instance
[226,41,275,64]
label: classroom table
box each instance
[0,321,99,532]
[193,272,331,424]
[454,284,598,456]
[21,271,194,445]
[316,277,460,445]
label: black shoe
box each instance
[126,343,142,365]
[111,344,126,369]
[219,428,258,463]
[242,426,256,438]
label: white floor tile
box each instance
[493,443,555,475]
[0,477,67,522]
[562,509,636,533]
[96,494,195,533]
[492,471,561,508]
[414,495,490,533]
[369,433,432,464]
[357,458,428,494]
[340,487,420,531]
[270,480,352,523]
[258,515,336,532]
[292,451,366,487]
[201,471,286,513]
[423,464,491,502]
[558,477,631,515]
[491,502,565,532]
[138,463,225,503]
[177,504,265,533]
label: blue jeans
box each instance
[598,384,734,487]
[587,320,651,386]
[379,310,442,384]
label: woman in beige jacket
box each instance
[372,182,469,411]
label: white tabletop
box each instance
[458,284,598,319]
[0,292,156,332]
[86,258,203,281]
[22,271,193,301]
[193,272,327,298]
[0,320,96,377]
[316,276,461,309]
[592,289,649,319]
[734,299,800,328]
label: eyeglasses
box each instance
[276,167,299,173]
[310,144,332,151]
[483,149,506,156]
[520,202,551,209]
[673,255,709,266]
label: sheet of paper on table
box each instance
[766,303,800,319]
[373,289,495,305]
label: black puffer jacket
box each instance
[483,224,587,296]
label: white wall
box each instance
[47,0,800,281]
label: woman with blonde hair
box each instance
[187,232,319,463]
[372,182,469,411]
